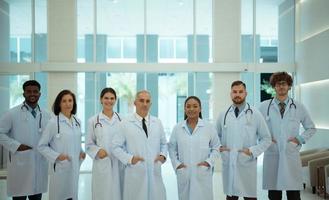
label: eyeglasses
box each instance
[275,81,288,87]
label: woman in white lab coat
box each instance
[38,90,86,200]
[86,87,123,200]
[168,96,220,200]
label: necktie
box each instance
[31,109,37,118]
[234,107,239,118]
[279,102,286,118]
[142,118,148,137]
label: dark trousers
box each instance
[12,193,42,200]
[268,190,301,200]
[226,195,257,200]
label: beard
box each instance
[232,97,245,105]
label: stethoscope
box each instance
[266,98,297,120]
[21,102,43,133]
[94,112,121,128]
[223,103,253,128]
[56,114,80,138]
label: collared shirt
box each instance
[25,103,40,116]
[232,102,246,116]
[274,97,289,106]
[134,113,150,128]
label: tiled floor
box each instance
[0,159,326,200]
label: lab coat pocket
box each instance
[93,156,111,173]
[238,152,252,166]
[286,141,301,155]
[55,160,72,173]
[128,161,146,178]
[197,165,212,179]
[14,149,33,166]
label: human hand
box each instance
[154,155,166,164]
[239,148,252,156]
[97,149,108,159]
[131,156,144,165]
[288,137,299,145]
[176,163,187,170]
[17,144,32,151]
[80,152,86,160]
[197,161,210,168]
[219,146,230,152]
[56,154,70,161]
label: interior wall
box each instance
[295,0,329,149]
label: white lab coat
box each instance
[259,98,316,190]
[86,112,123,200]
[216,104,271,197]
[38,113,83,200]
[112,114,167,200]
[168,119,220,200]
[0,103,51,197]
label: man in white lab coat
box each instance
[0,80,51,200]
[259,72,316,200]
[216,80,271,200]
[112,90,167,200]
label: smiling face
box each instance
[23,85,41,107]
[134,91,152,118]
[60,94,74,117]
[101,92,116,111]
[230,84,247,105]
[184,98,201,120]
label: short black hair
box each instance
[23,80,41,91]
[270,71,293,87]
[231,80,246,89]
[184,96,203,120]
[100,87,117,99]
[52,90,77,115]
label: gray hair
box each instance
[135,90,151,100]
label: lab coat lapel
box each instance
[128,115,146,138]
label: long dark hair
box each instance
[184,96,202,120]
[52,90,77,115]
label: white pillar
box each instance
[47,0,77,109]
[212,0,241,172]
[212,0,241,118]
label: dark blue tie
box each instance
[142,118,148,137]
[31,109,37,118]
[234,107,239,118]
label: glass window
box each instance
[35,0,48,62]
[77,0,93,63]
[256,0,279,63]
[147,0,193,63]
[241,0,255,63]
[96,0,143,63]
[0,75,29,115]
[9,0,32,63]
[108,38,122,59]
[196,0,212,63]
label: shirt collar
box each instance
[134,113,149,122]
[274,97,289,105]
[24,102,39,112]
[232,102,246,112]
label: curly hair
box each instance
[269,72,293,87]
